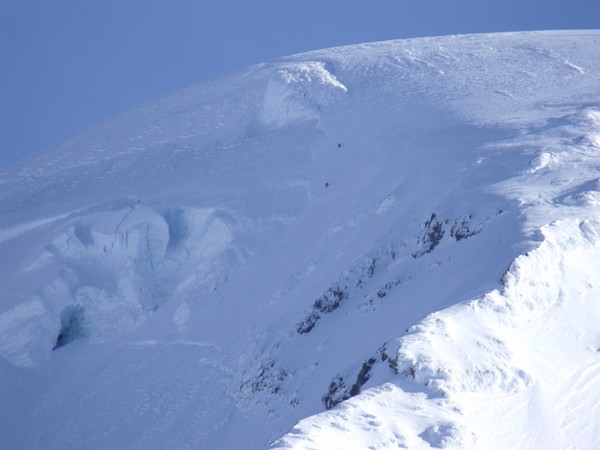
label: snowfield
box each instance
[1,30,600,449]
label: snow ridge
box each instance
[274,219,600,449]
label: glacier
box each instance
[1,30,600,449]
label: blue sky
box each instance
[1,0,599,167]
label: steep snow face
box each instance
[259,62,347,127]
[1,31,600,449]
[274,219,600,449]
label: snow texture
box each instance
[1,30,600,449]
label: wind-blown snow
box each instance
[1,30,600,449]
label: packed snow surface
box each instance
[2,31,600,449]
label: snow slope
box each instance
[1,30,600,449]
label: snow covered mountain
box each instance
[2,30,600,449]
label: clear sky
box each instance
[1,0,599,168]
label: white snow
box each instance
[259,62,347,127]
[1,30,600,449]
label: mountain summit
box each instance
[2,30,600,449]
